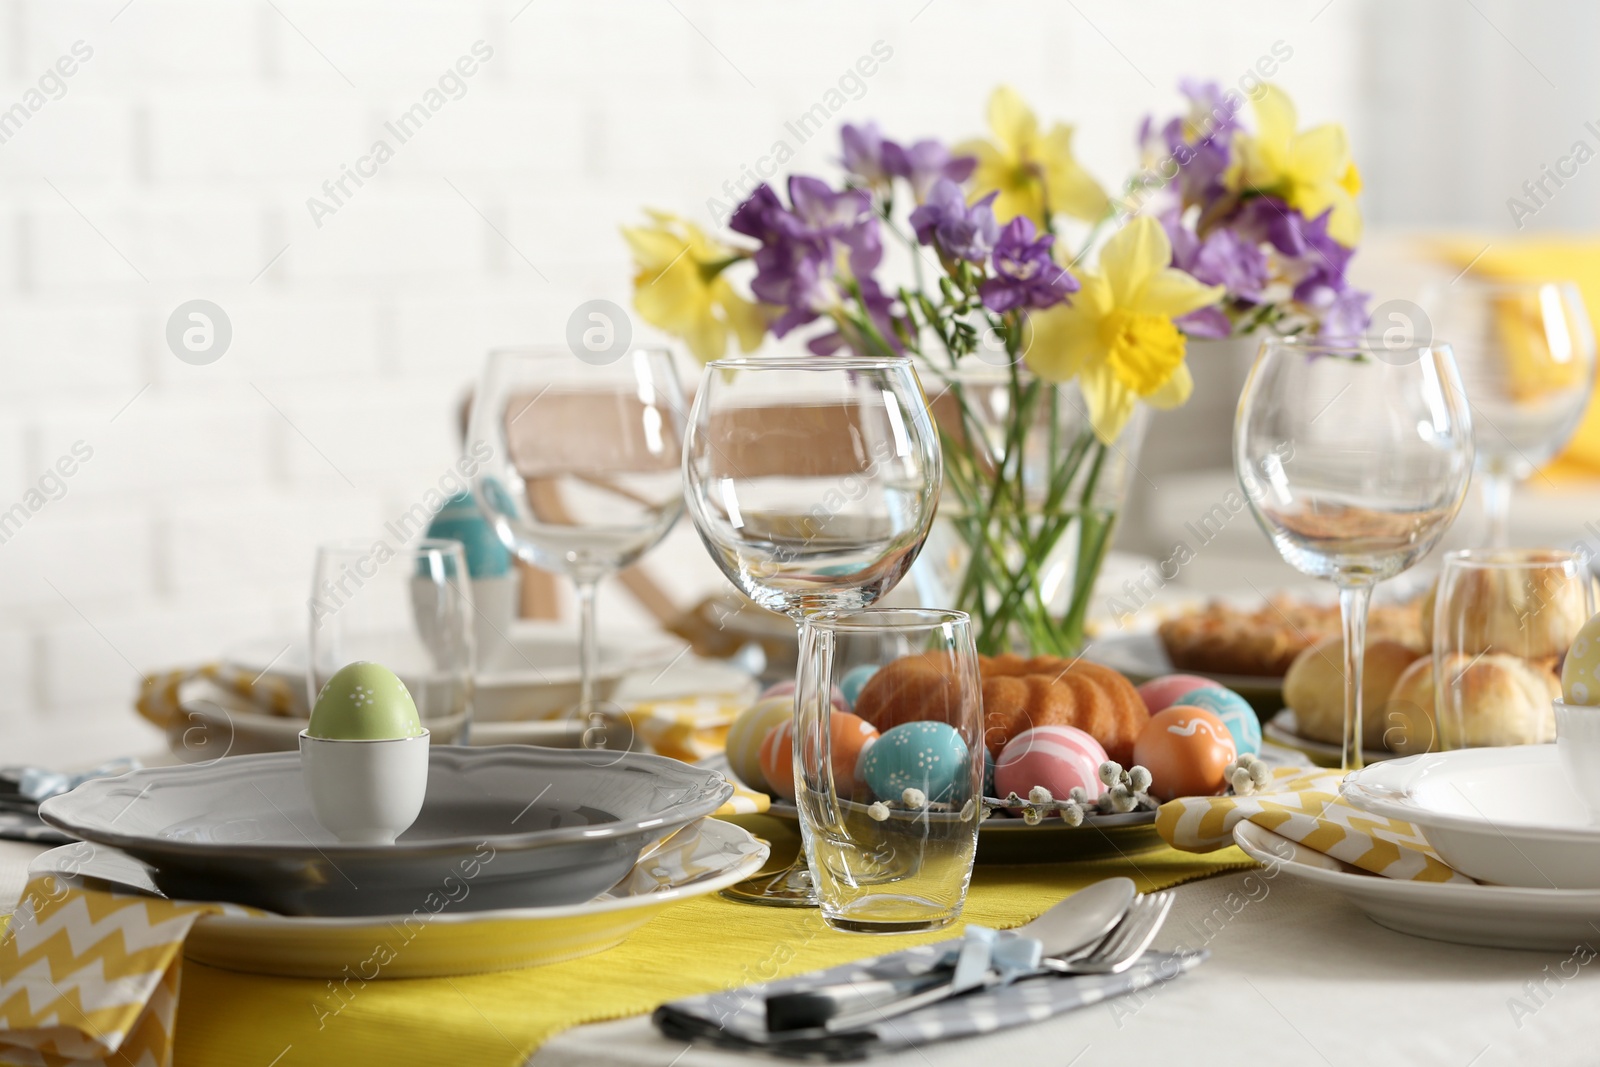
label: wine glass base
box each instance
[719,863,819,908]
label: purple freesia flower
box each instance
[909,179,998,263]
[1163,211,1269,299]
[1136,80,1240,214]
[729,177,901,351]
[979,217,1078,313]
[885,139,977,201]
[841,122,893,186]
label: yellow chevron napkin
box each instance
[0,874,258,1067]
[1155,765,1474,884]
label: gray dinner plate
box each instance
[40,746,732,917]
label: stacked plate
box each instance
[36,746,766,976]
[1233,745,1600,949]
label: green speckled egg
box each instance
[310,662,424,739]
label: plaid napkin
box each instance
[0,872,258,1067]
[1155,765,1474,883]
[654,936,1204,1060]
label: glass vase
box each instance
[910,365,1148,658]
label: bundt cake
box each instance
[851,650,970,733]
[978,654,1149,764]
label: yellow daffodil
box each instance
[621,210,766,364]
[1226,84,1363,246]
[957,86,1109,227]
[1025,216,1224,444]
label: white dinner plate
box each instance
[1232,820,1600,950]
[1262,709,1393,768]
[1341,745,1600,889]
[28,818,769,978]
[226,622,684,722]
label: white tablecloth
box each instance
[4,840,1596,1067]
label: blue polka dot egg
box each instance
[1173,686,1261,757]
[839,664,879,709]
[859,721,970,803]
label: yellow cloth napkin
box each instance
[1155,765,1473,883]
[0,818,1250,1067]
[136,664,301,730]
[0,874,259,1067]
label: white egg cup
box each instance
[298,729,430,845]
[1553,700,1600,825]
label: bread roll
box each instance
[1282,635,1422,748]
[1421,554,1590,660]
[1384,652,1559,753]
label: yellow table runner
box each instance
[2,817,1251,1067]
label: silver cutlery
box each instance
[765,877,1136,1033]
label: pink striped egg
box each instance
[758,711,880,801]
[1137,674,1222,714]
[994,725,1109,803]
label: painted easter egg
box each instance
[425,492,510,579]
[724,697,792,791]
[994,725,1109,803]
[839,664,880,709]
[309,662,424,740]
[758,711,880,801]
[1562,612,1600,705]
[1132,706,1237,801]
[1137,674,1223,714]
[859,721,971,803]
[1172,686,1261,757]
[758,680,848,713]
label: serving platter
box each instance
[40,746,732,915]
[1262,709,1394,768]
[700,754,1163,864]
[1232,820,1600,950]
[28,819,768,978]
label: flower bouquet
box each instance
[623,81,1370,656]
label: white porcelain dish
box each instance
[1233,820,1600,950]
[1340,745,1600,889]
[226,622,683,722]
[40,746,732,915]
[28,820,769,978]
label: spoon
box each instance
[765,876,1136,1032]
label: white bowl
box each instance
[1554,699,1600,824]
[1341,745,1600,889]
[298,729,430,845]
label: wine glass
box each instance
[1422,279,1596,546]
[684,356,942,905]
[467,346,686,737]
[1235,337,1474,770]
[308,539,474,741]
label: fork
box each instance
[815,890,1176,1034]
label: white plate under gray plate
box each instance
[27,820,769,978]
[39,746,732,916]
[225,622,684,722]
[1341,745,1600,889]
[1232,820,1600,950]
[1262,709,1393,768]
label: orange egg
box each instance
[758,711,880,801]
[1132,705,1237,801]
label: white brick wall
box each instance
[0,0,1579,766]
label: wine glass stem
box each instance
[575,577,600,721]
[1337,583,1373,773]
[1480,472,1513,548]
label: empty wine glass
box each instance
[1235,336,1474,770]
[467,347,686,737]
[1422,279,1596,546]
[684,356,942,905]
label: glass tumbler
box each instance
[1431,548,1595,750]
[795,609,982,933]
